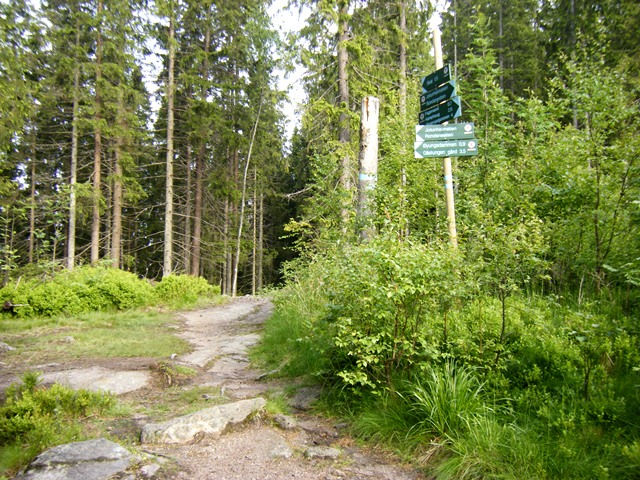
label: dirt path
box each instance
[3,297,423,480]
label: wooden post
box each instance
[357,96,380,241]
[432,25,458,248]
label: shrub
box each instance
[154,274,219,306]
[0,267,156,318]
[0,372,115,476]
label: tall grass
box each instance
[406,362,486,440]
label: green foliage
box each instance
[0,372,115,476]
[0,267,156,318]
[0,268,223,319]
[155,274,220,307]
[406,362,486,440]
[262,237,639,478]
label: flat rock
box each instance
[304,446,341,460]
[42,367,150,395]
[274,414,298,430]
[141,397,266,444]
[15,438,132,480]
[0,341,15,353]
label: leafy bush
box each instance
[0,266,156,318]
[319,236,470,393]
[155,274,220,306]
[0,372,115,476]
[261,238,639,479]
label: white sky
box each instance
[267,0,309,144]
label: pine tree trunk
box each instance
[183,145,192,274]
[257,191,263,290]
[28,135,36,264]
[252,167,257,295]
[163,12,175,277]
[91,0,103,265]
[191,23,210,277]
[67,26,80,270]
[223,197,230,294]
[111,92,124,269]
[337,2,351,225]
[191,144,203,275]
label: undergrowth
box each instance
[0,267,221,319]
[256,237,640,479]
[0,372,117,477]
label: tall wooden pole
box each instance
[357,96,379,242]
[432,25,458,248]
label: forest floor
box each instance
[0,297,424,480]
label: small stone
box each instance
[0,341,15,352]
[270,443,293,459]
[63,336,75,344]
[304,446,341,460]
[274,414,297,430]
[140,463,161,478]
[170,353,178,359]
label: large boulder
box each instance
[141,397,266,444]
[15,438,133,480]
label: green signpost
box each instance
[415,123,474,141]
[420,80,456,111]
[421,64,451,92]
[414,139,478,158]
[418,96,461,125]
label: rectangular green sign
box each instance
[420,80,456,111]
[415,123,475,141]
[418,96,461,125]
[414,138,478,158]
[421,64,452,92]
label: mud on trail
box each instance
[1,297,423,480]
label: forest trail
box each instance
[3,297,423,480]
[143,296,422,480]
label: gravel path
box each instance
[147,296,422,480]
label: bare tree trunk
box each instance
[111,92,124,269]
[67,26,80,270]
[29,135,36,263]
[252,167,257,295]
[183,145,192,273]
[91,0,103,265]
[357,96,380,242]
[498,0,504,91]
[223,197,230,294]
[257,191,263,290]
[232,100,262,297]
[398,0,408,237]
[191,144,204,275]
[337,2,351,226]
[163,12,176,277]
[191,21,210,277]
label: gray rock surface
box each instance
[41,367,150,395]
[274,414,298,430]
[141,397,266,444]
[0,341,15,352]
[15,438,132,480]
[304,446,341,460]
